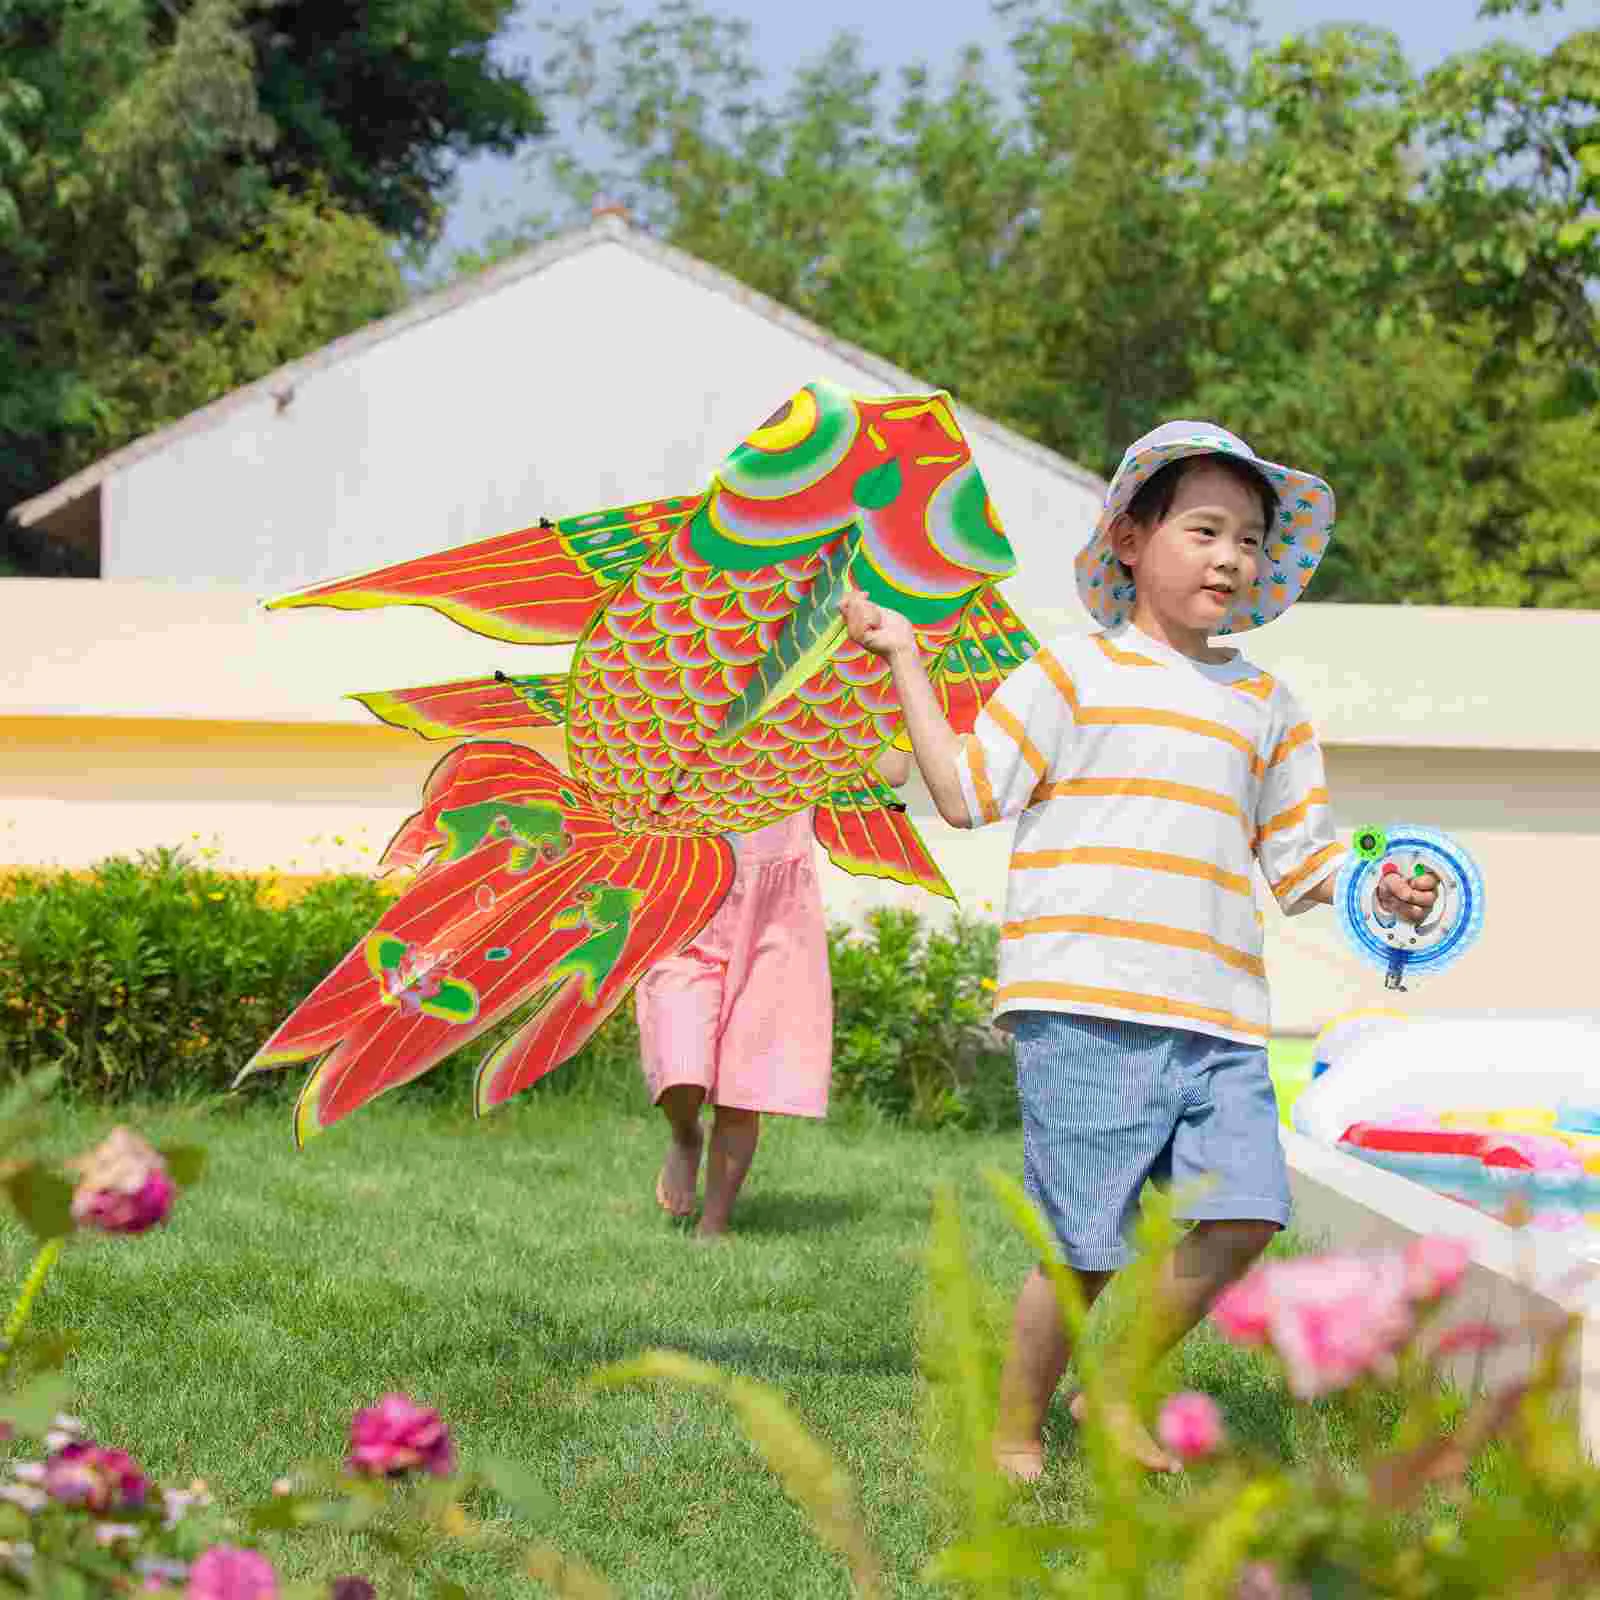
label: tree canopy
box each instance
[0,0,543,569]
[533,0,1598,607]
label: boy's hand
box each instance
[840,588,915,659]
[1376,867,1439,925]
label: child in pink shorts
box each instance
[636,750,911,1235]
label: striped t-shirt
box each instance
[955,622,1343,1045]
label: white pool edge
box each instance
[1284,1129,1598,1460]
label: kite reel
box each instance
[1333,824,1485,993]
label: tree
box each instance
[531,0,1598,607]
[238,0,546,244]
[1194,8,1599,605]
[0,0,545,565]
[539,0,1258,473]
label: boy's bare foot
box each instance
[991,1440,1045,1483]
[1068,1392,1181,1474]
[655,1125,702,1218]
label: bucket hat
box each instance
[1075,420,1336,636]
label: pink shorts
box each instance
[634,811,832,1118]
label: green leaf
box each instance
[158,1144,207,1187]
[1556,217,1596,253]
[4,1164,76,1241]
[245,1495,312,1532]
[16,1332,77,1377]
[477,1454,554,1524]
[851,458,904,510]
[924,1524,1089,1583]
[0,1067,61,1127]
[431,1585,471,1600]
[0,1373,74,1436]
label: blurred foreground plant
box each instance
[567,1174,1598,1597]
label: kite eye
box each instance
[744,392,815,453]
[721,382,859,499]
[925,461,1016,579]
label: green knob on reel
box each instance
[1352,826,1387,862]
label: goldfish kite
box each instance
[238,380,1040,1144]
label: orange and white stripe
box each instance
[954,622,1342,1047]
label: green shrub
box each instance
[827,908,1014,1131]
[0,853,1010,1127]
[0,851,393,1102]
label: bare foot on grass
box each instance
[991,1440,1045,1483]
[655,1124,702,1219]
[1068,1392,1181,1475]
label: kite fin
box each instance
[234,741,735,1146]
[470,828,734,1116]
[813,779,955,901]
[352,671,570,741]
[265,494,699,645]
[934,586,1040,736]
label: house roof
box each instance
[9,215,1103,533]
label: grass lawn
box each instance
[0,1059,1397,1596]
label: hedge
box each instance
[0,851,1014,1129]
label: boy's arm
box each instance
[840,591,970,827]
[882,646,970,826]
[874,745,913,789]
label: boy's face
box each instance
[1110,461,1266,643]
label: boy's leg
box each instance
[656,1084,707,1218]
[1158,1218,1279,1344]
[699,1105,760,1237]
[994,1264,1113,1480]
[1129,1033,1289,1386]
[998,1013,1184,1478]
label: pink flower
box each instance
[186,1546,277,1600]
[137,1556,190,1592]
[347,1393,454,1478]
[1403,1236,1471,1303]
[330,1581,377,1600]
[1234,1562,1309,1600]
[1210,1270,1272,1345]
[1269,1255,1416,1398]
[67,1128,175,1234]
[1211,1254,1418,1399]
[0,1484,47,1514]
[1157,1392,1225,1462]
[1430,1321,1506,1360]
[41,1442,147,1512]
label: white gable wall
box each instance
[103,235,1103,609]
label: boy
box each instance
[840,420,1436,1477]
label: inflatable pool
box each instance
[1293,1013,1600,1247]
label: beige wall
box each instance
[4,716,1588,1036]
[1265,745,1600,1031]
[0,717,562,882]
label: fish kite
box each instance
[238,380,1040,1144]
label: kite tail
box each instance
[233,741,736,1147]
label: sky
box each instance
[434,0,1583,264]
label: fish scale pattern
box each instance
[568,523,959,834]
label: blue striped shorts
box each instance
[1011,1011,1291,1272]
